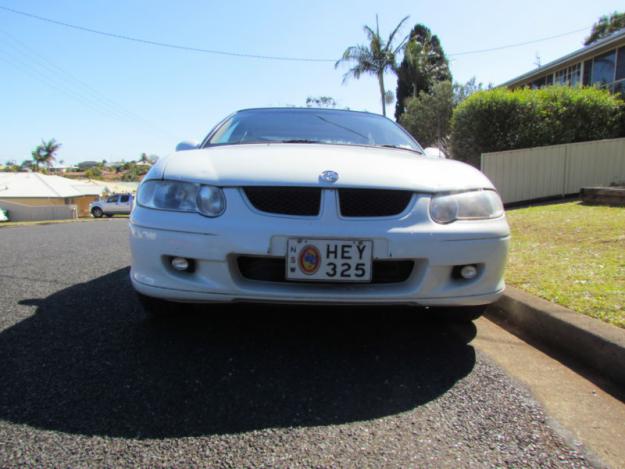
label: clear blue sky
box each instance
[1,0,623,164]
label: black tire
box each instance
[136,292,179,318]
[91,207,103,218]
[435,305,488,322]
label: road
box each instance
[0,220,593,467]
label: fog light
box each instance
[460,264,478,279]
[171,257,190,271]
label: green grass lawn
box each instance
[506,201,625,328]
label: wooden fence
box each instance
[481,137,625,204]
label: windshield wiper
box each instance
[380,144,423,154]
[278,139,323,143]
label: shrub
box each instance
[399,81,453,148]
[84,167,103,179]
[121,167,142,181]
[120,162,149,182]
[450,86,625,167]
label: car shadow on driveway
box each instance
[0,267,476,438]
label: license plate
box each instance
[286,239,373,282]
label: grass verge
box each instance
[506,201,625,328]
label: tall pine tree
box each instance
[394,24,451,120]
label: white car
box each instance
[130,108,509,320]
[91,194,134,218]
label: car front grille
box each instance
[338,189,413,217]
[236,256,414,284]
[243,187,413,217]
[243,187,321,216]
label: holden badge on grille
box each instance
[320,170,339,183]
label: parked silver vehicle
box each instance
[90,193,134,217]
[130,108,509,320]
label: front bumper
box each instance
[129,189,509,306]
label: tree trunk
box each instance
[378,72,386,117]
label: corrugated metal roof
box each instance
[85,180,139,194]
[500,29,625,88]
[0,172,103,198]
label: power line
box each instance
[0,49,133,123]
[0,28,177,139]
[448,27,589,57]
[0,5,335,63]
[0,33,137,122]
[0,43,178,140]
[0,4,591,62]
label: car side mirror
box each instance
[176,141,197,152]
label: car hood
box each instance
[154,143,494,192]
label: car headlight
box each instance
[196,185,226,217]
[137,180,225,217]
[430,189,503,224]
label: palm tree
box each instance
[336,15,410,116]
[139,152,149,164]
[31,139,61,171]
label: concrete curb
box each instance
[486,286,625,388]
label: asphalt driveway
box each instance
[0,220,590,467]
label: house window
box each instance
[616,47,625,81]
[555,64,581,86]
[583,60,592,85]
[555,69,567,85]
[531,76,546,88]
[592,50,616,85]
[570,63,581,86]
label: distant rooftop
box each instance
[0,172,103,198]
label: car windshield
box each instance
[204,109,423,152]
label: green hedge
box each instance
[450,86,625,167]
